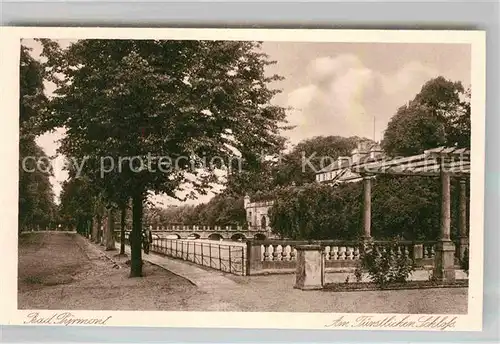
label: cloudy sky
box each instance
[28,40,471,206]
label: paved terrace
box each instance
[18,232,468,313]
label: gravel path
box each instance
[18,232,468,314]
[18,232,204,311]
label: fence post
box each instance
[201,243,204,266]
[229,246,232,274]
[193,241,196,263]
[219,244,222,271]
[242,245,245,276]
[245,241,251,276]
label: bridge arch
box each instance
[208,233,223,241]
[165,233,180,239]
[188,233,200,239]
[254,233,267,240]
[231,233,246,241]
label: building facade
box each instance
[316,140,385,184]
[243,195,273,231]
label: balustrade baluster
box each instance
[290,248,296,261]
[263,245,271,261]
[281,245,289,261]
[330,246,338,260]
[353,246,360,260]
[338,247,346,260]
[345,247,352,260]
[425,245,431,258]
[272,245,280,261]
[324,246,331,260]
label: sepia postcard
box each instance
[0,27,485,331]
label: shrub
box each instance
[354,240,416,288]
[460,247,469,276]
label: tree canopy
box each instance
[19,44,56,233]
[382,76,470,156]
[41,39,288,276]
[269,76,471,241]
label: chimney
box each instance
[243,194,250,208]
[351,148,361,164]
[369,144,384,160]
[337,156,350,167]
[352,141,371,164]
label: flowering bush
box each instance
[354,240,416,288]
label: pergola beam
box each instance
[323,147,470,284]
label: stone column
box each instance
[458,178,469,259]
[433,165,456,282]
[294,245,324,290]
[363,176,372,240]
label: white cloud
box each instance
[285,54,438,143]
[381,61,437,95]
[35,128,68,203]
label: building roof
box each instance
[316,146,470,184]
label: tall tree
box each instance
[19,44,56,233]
[58,175,95,234]
[42,39,287,277]
[382,76,470,156]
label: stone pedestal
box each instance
[413,243,424,260]
[433,240,456,282]
[245,241,262,275]
[294,245,324,290]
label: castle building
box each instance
[316,140,385,184]
[243,195,273,231]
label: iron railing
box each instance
[121,232,246,275]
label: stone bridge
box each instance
[117,223,279,240]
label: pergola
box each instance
[317,146,470,282]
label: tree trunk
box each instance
[130,194,143,277]
[88,218,92,238]
[120,206,126,255]
[105,207,116,251]
[96,216,103,244]
[91,216,98,242]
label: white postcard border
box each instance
[0,27,486,331]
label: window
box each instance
[261,215,267,229]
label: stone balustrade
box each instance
[116,232,466,276]
[113,223,272,233]
[246,239,455,275]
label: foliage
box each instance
[269,76,470,241]
[41,39,288,276]
[354,240,416,288]
[268,183,363,240]
[460,247,469,276]
[146,193,246,226]
[19,139,57,232]
[225,135,364,196]
[18,44,56,233]
[58,175,97,234]
[272,136,364,187]
[382,76,470,156]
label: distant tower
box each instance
[243,194,250,209]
